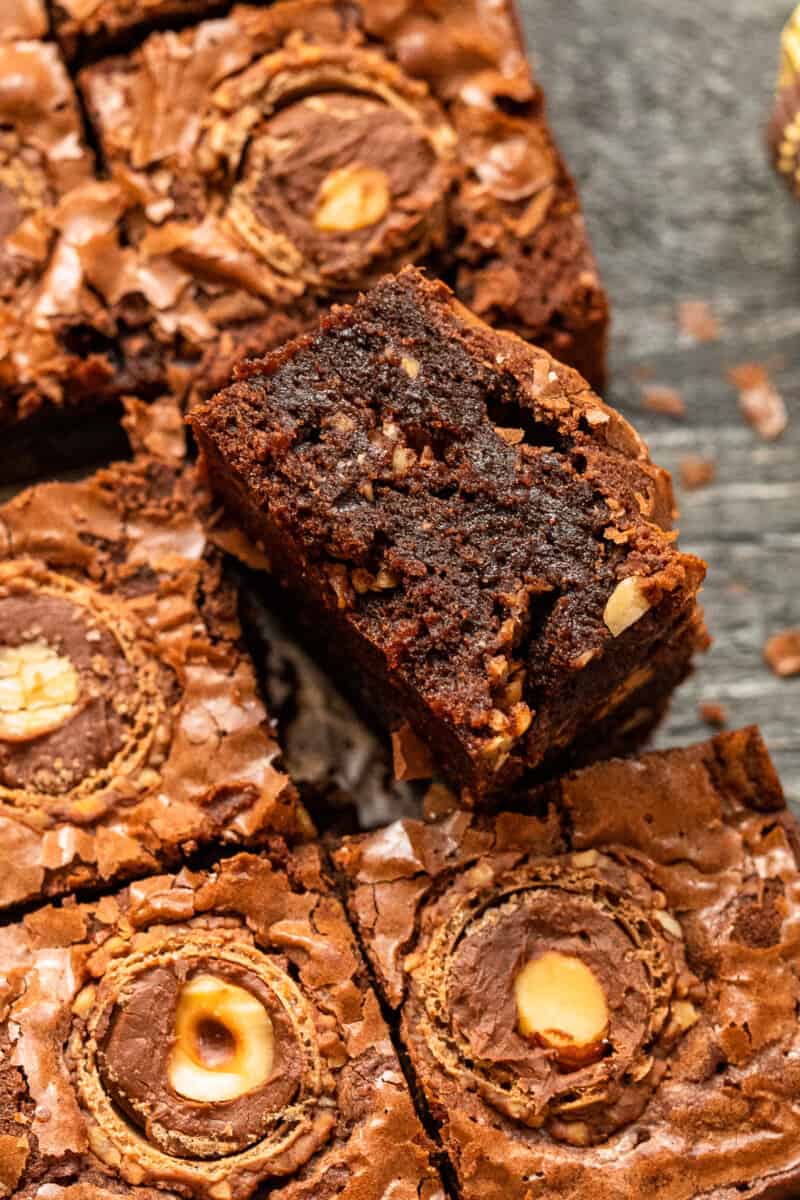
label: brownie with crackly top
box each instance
[0,0,47,40]
[335,727,800,1200]
[51,0,225,60]
[0,449,313,910]
[191,269,706,801]
[74,0,607,413]
[0,847,444,1200]
[0,33,167,482]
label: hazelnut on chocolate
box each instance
[336,728,800,1199]
[168,974,275,1103]
[0,849,443,1199]
[515,950,609,1068]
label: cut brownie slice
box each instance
[51,0,225,60]
[335,727,800,1199]
[0,847,444,1199]
[0,38,166,481]
[78,0,607,405]
[0,1,47,40]
[0,455,312,910]
[191,269,706,801]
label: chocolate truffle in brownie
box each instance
[0,0,47,40]
[769,5,800,198]
[335,727,800,1200]
[192,269,706,800]
[78,0,607,404]
[0,848,444,1199]
[0,455,312,910]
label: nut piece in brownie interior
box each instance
[0,847,444,1199]
[191,268,705,800]
[77,0,607,408]
[334,727,800,1200]
[0,456,312,911]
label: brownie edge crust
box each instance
[334,727,800,1200]
[191,268,706,801]
[0,847,445,1199]
[0,456,313,910]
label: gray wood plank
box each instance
[522,0,800,808]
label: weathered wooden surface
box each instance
[523,0,800,807]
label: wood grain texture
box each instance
[521,0,800,808]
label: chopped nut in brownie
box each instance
[0,848,443,1198]
[192,268,706,801]
[335,727,800,1200]
[0,455,312,909]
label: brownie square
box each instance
[51,0,225,60]
[0,847,444,1199]
[0,1,48,40]
[192,269,706,801]
[78,0,607,401]
[0,454,313,910]
[0,37,167,481]
[335,728,800,1199]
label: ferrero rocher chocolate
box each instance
[0,849,443,1199]
[769,4,800,198]
[0,450,311,909]
[336,728,800,1200]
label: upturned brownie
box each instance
[335,727,800,1200]
[0,847,444,1199]
[0,453,313,910]
[192,269,706,801]
[77,0,607,401]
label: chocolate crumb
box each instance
[680,456,716,491]
[728,363,788,441]
[678,299,720,343]
[764,629,800,678]
[699,701,728,729]
[641,385,686,418]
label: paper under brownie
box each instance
[0,847,444,1199]
[192,269,706,801]
[77,0,608,403]
[0,454,312,911]
[335,727,800,1200]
